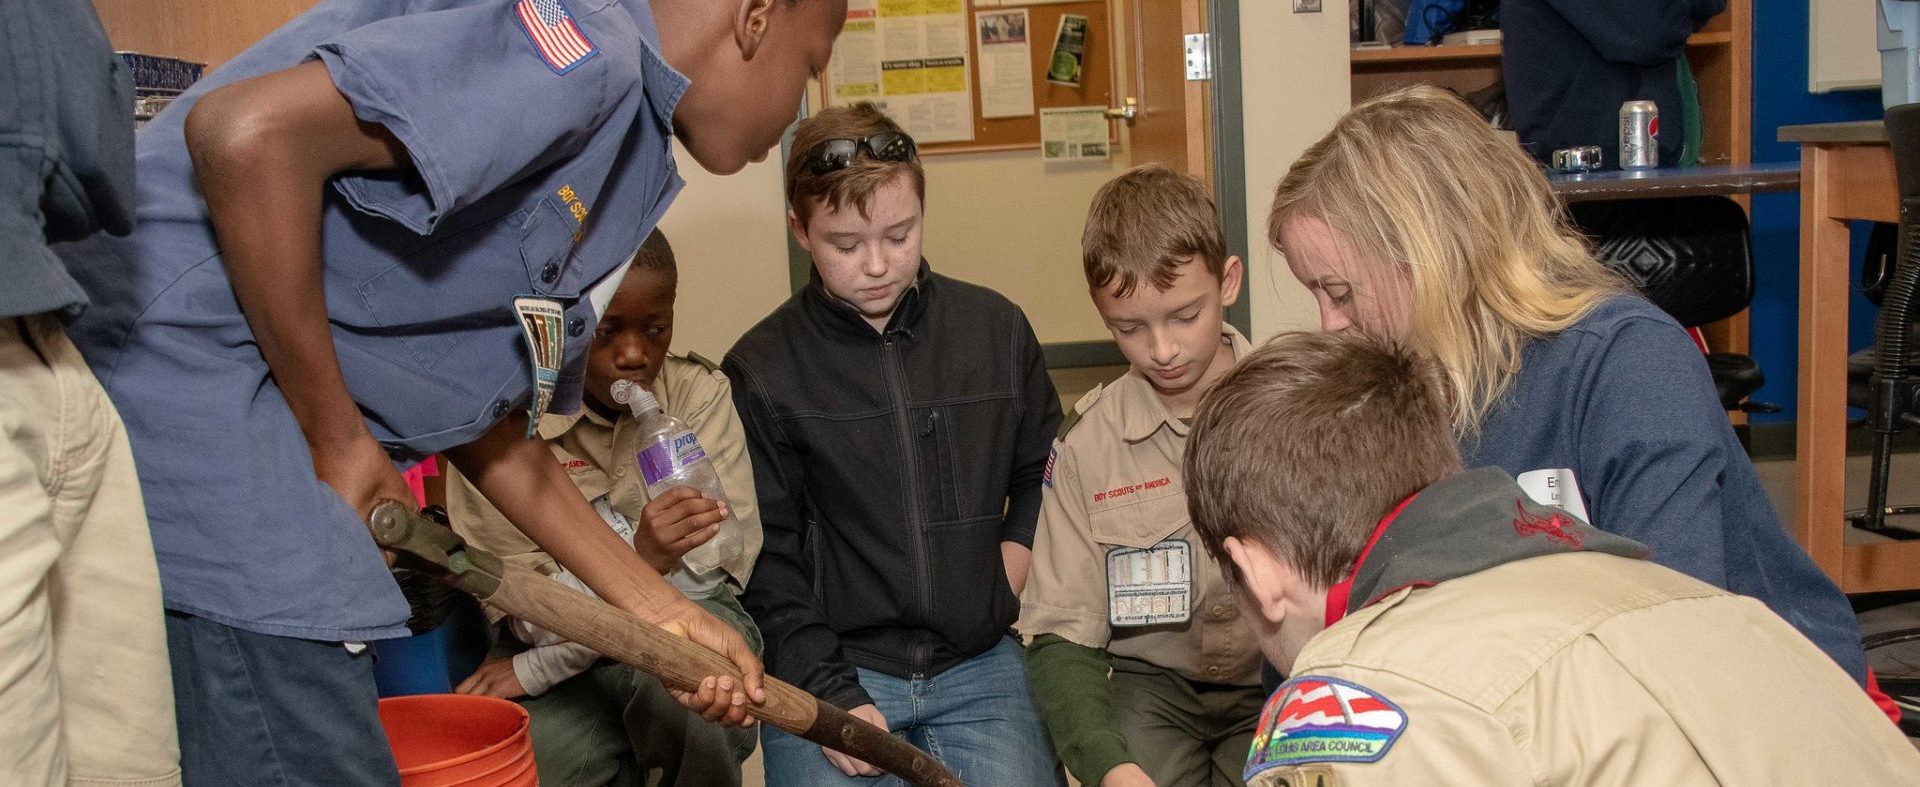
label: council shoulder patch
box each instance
[1245,676,1407,780]
[1248,763,1340,787]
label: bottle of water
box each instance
[612,380,734,519]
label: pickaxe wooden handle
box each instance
[368,500,963,787]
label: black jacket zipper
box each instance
[881,332,935,674]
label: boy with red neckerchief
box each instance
[1183,331,1918,786]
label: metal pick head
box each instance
[611,379,635,404]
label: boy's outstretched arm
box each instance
[185,61,765,713]
[185,60,412,523]
[448,413,767,721]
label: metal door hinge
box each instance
[1185,33,1211,81]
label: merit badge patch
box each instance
[1245,676,1407,780]
[1107,539,1192,626]
[515,0,598,74]
[513,296,567,438]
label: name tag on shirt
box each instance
[1108,539,1193,627]
[590,495,636,543]
[1516,467,1591,523]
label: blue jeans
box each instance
[166,612,400,787]
[761,637,1064,786]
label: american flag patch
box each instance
[515,0,598,74]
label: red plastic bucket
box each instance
[378,694,537,786]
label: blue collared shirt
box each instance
[1466,295,1869,685]
[58,0,688,641]
[1,0,136,319]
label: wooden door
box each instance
[1121,0,1214,187]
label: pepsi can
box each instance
[1619,100,1659,170]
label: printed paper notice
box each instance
[1041,106,1109,160]
[827,0,974,144]
[827,1,882,103]
[1046,13,1090,87]
[975,9,1033,118]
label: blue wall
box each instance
[1746,0,1885,423]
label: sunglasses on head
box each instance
[801,132,918,174]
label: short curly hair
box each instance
[1185,331,1461,588]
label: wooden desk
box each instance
[1780,120,1920,593]
[1546,162,1801,203]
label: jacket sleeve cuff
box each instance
[1027,634,1134,784]
[820,681,876,712]
[1002,524,1037,549]
[1064,732,1136,787]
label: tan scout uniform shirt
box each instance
[1019,327,1260,686]
[446,352,762,601]
[1250,552,1920,786]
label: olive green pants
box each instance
[1111,656,1264,787]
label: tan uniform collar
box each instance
[1108,325,1253,443]
[1328,468,1651,625]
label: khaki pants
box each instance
[1111,656,1264,787]
[0,315,179,786]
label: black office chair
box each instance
[1567,195,1776,414]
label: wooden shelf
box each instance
[1350,43,1500,63]
[1352,31,1733,65]
[1345,1,1751,369]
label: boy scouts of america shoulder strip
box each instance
[685,351,723,374]
[515,0,600,74]
[1245,676,1407,781]
[1056,382,1106,441]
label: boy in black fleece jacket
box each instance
[723,103,1065,786]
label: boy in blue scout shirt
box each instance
[52,0,845,784]
[1019,164,1263,787]
[724,103,1066,786]
[1183,331,1920,786]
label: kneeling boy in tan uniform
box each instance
[446,229,763,787]
[1183,331,1920,787]
[1019,165,1264,787]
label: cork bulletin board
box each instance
[821,0,1117,154]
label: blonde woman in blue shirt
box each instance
[1264,85,1885,719]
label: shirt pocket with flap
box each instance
[352,197,577,372]
[1089,484,1191,550]
[518,195,585,299]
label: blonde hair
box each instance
[1082,164,1228,296]
[1269,85,1625,440]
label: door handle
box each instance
[1106,97,1139,124]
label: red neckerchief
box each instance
[1324,493,1420,627]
